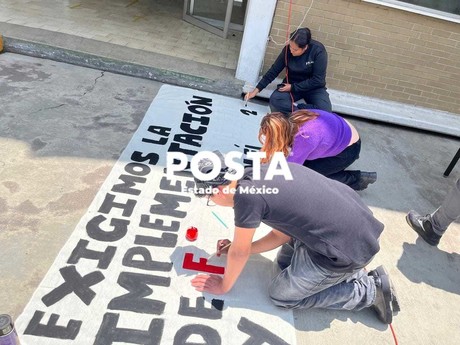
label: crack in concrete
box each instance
[25,72,105,116]
[27,103,66,115]
[81,71,105,98]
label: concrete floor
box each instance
[1,52,460,344]
[0,0,243,69]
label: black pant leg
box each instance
[303,140,361,186]
[300,88,332,112]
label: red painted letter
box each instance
[182,253,225,274]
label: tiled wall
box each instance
[266,0,460,114]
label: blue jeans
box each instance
[268,239,376,311]
[303,139,363,189]
[269,88,332,114]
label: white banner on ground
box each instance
[15,85,296,345]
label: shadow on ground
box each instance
[397,239,460,295]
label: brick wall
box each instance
[265,0,460,114]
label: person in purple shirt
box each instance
[259,109,377,191]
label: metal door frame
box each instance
[183,0,235,38]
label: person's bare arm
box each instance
[250,229,291,254]
[190,226,255,294]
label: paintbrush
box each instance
[243,93,248,107]
[208,242,232,259]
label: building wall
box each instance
[265,0,460,114]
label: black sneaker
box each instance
[406,211,441,246]
[353,172,377,191]
[368,266,400,312]
[368,265,399,324]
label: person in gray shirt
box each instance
[190,153,400,324]
[406,177,460,246]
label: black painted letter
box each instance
[173,324,221,345]
[23,311,81,340]
[237,317,289,345]
[123,247,173,272]
[95,312,164,345]
[98,193,136,217]
[178,297,222,320]
[67,239,116,269]
[41,266,104,307]
[108,271,170,315]
[86,214,130,242]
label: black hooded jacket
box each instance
[256,39,328,95]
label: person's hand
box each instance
[278,83,292,92]
[191,274,226,294]
[216,239,231,257]
[245,89,258,101]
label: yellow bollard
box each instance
[0,35,3,53]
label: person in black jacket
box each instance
[245,28,332,114]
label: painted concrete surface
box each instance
[1,53,460,345]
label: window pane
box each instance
[399,0,460,15]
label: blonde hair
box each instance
[259,110,319,163]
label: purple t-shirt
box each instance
[287,110,352,163]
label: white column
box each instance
[235,0,277,88]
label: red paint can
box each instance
[186,227,198,241]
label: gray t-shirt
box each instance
[233,163,384,272]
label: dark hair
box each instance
[289,28,311,48]
[193,150,233,197]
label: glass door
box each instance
[183,0,247,38]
